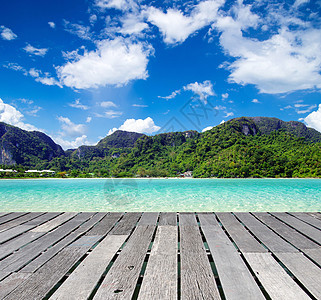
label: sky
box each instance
[1,0,321,149]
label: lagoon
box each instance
[0,178,321,212]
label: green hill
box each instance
[0,122,64,166]
[1,117,321,178]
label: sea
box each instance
[1,178,320,212]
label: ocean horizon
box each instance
[1,178,320,212]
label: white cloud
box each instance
[184,80,214,102]
[53,135,90,150]
[108,117,160,135]
[57,37,152,89]
[104,110,123,118]
[295,104,317,114]
[224,112,234,118]
[202,126,213,132]
[0,26,17,40]
[57,116,86,137]
[132,104,148,107]
[89,15,97,25]
[214,1,321,94]
[294,0,309,8]
[158,89,180,100]
[24,44,48,57]
[86,117,92,123]
[222,93,229,100]
[69,99,89,110]
[48,22,56,28]
[252,99,260,103]
[29,68,62,87]
[119,14,148,35]
[100,101,117,108]
[147,0,224,44]
[0,98,37,131]
[63,20,92,40]
[95,0,138,11]
[303,104,321,132]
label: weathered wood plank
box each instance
[51,234,127,300]
[24,212,61,226]
[271,212,321,244]
[244,253,310,300]
[93,225,155,300]
[288,213,321,230]
[234,213,297,253]
[253,213,319,250]
[0,272,32,299]
[275,252,321,299]
[138,226,178,300]
[85,212,122,236]
[20,213,107,273]
[0,213,10,218]
[158,212,177,226]
[31,212,77,232]
[199,213,264,300]
[3,236,101,300]
[180,222,220,299]
[179,213,198,226]
[0,213,44,232]
[0,213,28,226]
[0,225,35,244]
[109,212,142,235]
[0,232,44,260]
[303,248,321,266]
[0,213,94,275]
[138,212,159,225]
[216,213,267,253]
[0,213,70,260]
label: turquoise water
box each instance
[0,178,320,212]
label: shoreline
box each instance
[0,177,321,180]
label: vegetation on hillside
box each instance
[1,117,321,178]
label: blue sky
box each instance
[1,0,321,149]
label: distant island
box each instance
[1,117,321,178]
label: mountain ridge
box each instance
[1,117,321,179]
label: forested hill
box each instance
[1,117,321,178]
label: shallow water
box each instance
[0,178,320,212]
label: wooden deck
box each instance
[0,212,320,299]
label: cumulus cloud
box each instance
[252,99,260,103]
[108,117,160,135]
[69,99,89,110]
[202,126,213,132]
[0,25,17,40]
[119,14,148,35]
[57,38,152,89]
[95,0,138,11]
[214,1,321,94]
[53,135,90,150]
[147,0,224,44]
[29,68,62,87]
[184,80,214,102]
[0,98,37,131]
[86,117,92,123]
[303,104,321,132]
[48,22,56,28]
[57,116,86,137]
[24,44,48,57]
